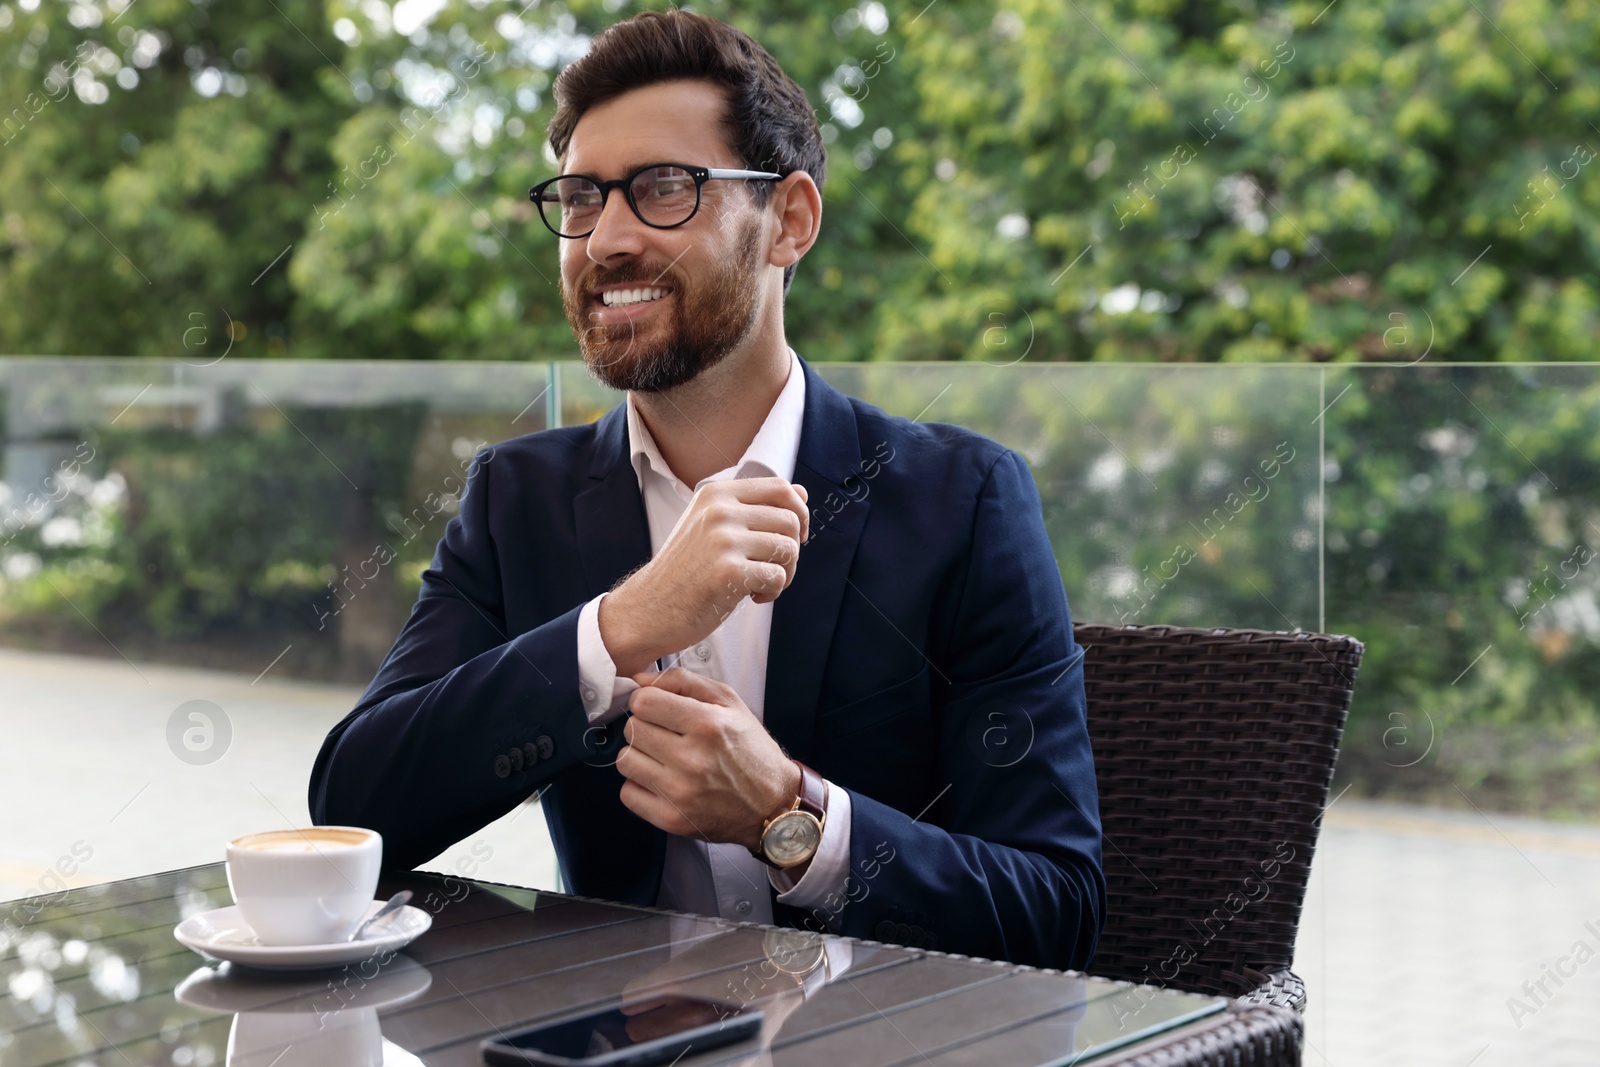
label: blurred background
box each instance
[3,0,1600,1063]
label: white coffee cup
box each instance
[226,827,382,946]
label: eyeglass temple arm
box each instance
[705,168,784,180]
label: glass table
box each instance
[0,865,1300,1066]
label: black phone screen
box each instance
[498,996,748,1061]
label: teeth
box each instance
[602,287,669,307]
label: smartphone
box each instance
[480,995,763,1067]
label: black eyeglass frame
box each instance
[528,162,785,238]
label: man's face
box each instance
[558,79,770,393]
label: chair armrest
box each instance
[1237,967,1307,1014]
[1100,999,1303,1066]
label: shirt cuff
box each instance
[769,781,852,914]
[577,592,642,725]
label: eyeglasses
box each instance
[529,162,784,238]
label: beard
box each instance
[563,216,766,394]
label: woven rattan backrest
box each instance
[1075,623,1363,998]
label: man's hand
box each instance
[599,478,809,677]
[617,667,800,852]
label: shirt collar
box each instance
[625,346,806,492]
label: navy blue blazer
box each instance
[308,354,1105,970]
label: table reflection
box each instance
[174,955,431,1066]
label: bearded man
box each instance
[309,8,1103,972]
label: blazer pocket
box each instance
[816,664,931,739]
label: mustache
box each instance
[579,267,678,296]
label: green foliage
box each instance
[1325,367,1600,814]
[4,0,1598,362]
[0,395,427,650]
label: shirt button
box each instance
[584,688,597,702]
[735,900,753,916]
[695,645,710,660]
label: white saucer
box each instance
[174,955,433,1014]
[174,900,432,971]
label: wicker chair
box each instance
[1076,623,1363,1015]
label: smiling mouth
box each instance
[594,286,673,309]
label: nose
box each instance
[584,186,647,265]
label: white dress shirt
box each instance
[574,347,852,927]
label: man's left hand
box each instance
[617,667,799,852]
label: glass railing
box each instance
[2,358,1597,820]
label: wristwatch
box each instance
[751,760,827,869]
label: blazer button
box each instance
[493,754,511,779]
[536,735,555,759]
[874,920,897,941]
[896,923,914,943]
[523,742,540,767]
[508,746,523,773]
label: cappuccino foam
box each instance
[235,828,371,853]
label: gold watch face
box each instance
[761,811,822,866]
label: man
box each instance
[308,9,1103,971]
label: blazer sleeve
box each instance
[307,448,600,872]
[785,448,1105,971]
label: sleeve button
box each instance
[493,755,511,779]
[874,920,896,941]
[536,735,555,759]
[508,746,523,773]
[524,742,540,767]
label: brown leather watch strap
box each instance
[793,759,827,819]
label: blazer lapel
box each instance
[763,357,870,765]
[575,401,653,598]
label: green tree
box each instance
[0,0,354,358]
[879,0,1600,362]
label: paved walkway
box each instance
[3,647,1598,1063]
[1298,800,1600,1065]
[0,647,558,904]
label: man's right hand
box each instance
[598,477,810,677]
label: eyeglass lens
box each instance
[545,166,700,234]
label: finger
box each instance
[743,555,791,604]
[634,665,738,708]
[739,501,806,546]
[721,528,798,603]
[724,478,809,547]
[626,684,710,735]
[623,714,683,763]
[615,735,669,793]
[794,483,810,543]
[620,778,698,839]
[619,773,671,822]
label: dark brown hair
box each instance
[547,9,826,297]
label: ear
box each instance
[765,171,822,271]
